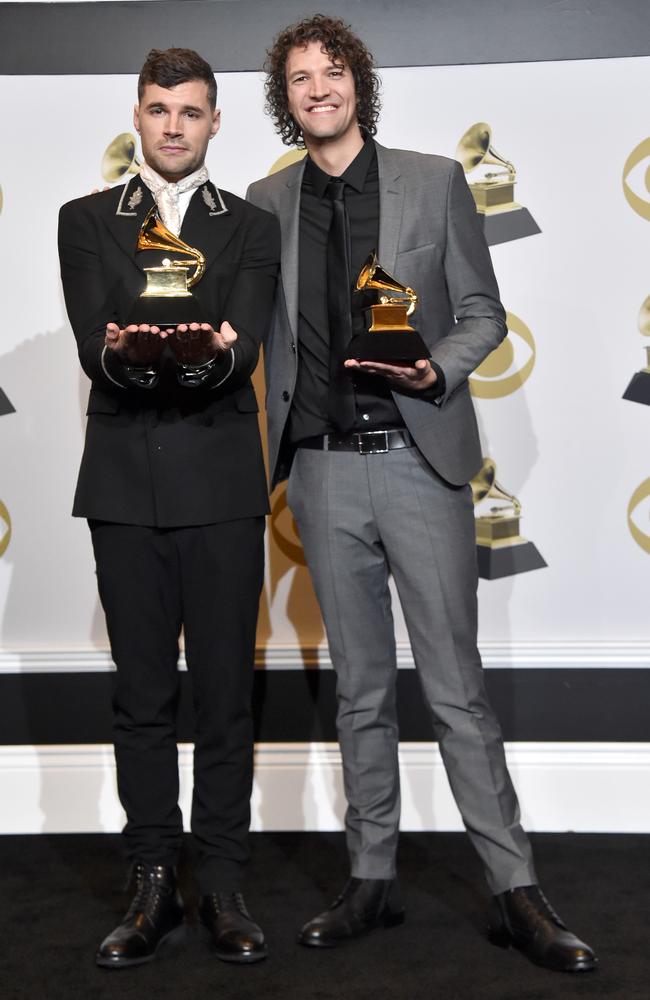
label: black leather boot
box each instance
[199,892,267,963]
[96,862,185,968]
[488,885,597,972]
[299,877,405,947]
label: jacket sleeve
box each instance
[428,161,507,403]
[58,199,141,391]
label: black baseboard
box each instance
[0,668,647,745]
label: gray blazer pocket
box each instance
[396,241,438,259]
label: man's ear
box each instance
[209,109,221,140]
[133,104,140,134]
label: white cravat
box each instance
[139,162,209,235]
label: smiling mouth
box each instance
[308,105,338,114]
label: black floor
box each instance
[0,833,647,1000]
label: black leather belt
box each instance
[298,429,414,455]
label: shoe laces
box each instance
[125,863,173,922]
[209,891,250,917]
[511,885,567,930]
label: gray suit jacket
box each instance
[247,141,507,488]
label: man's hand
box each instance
[167,321,238,367]
[344,358,437,391]
[105,323,167,366]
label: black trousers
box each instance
[89,517,265,893]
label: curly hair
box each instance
[138,48,217,109]
[264,14,381,147]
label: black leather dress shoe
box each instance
[199,892,267,963]
[96,862,185,968]
[488,885,597,972]
[299,877,405,947]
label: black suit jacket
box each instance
[59,175,280,527]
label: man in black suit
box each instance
[58,48,279,967]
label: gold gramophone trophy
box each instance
[456,123,540,246]
[470,458,546,579]
[126,207,206,328]
[623,294,650,406]
[102,133,142,183]
[347,252,430,362]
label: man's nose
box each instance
[309,75,330,100]
[164,115,183,135]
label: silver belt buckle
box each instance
[358,430,389,454]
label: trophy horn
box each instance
[471,458,522,516]
[456,123,515,179]
[102,132,142,183]
[137,207,206,288]
[356,252,417,315]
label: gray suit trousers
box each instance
[287,444,536,894]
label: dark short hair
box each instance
[264,13,381,147]
[138,48,217,109]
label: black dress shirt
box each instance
[289,137,408,444]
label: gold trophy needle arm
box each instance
[378,289,418,317]
[170,254,205,288]
[137,208,206,287]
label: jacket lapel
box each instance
[376,143,405,276]
[104,175,154,272]
[277,159,306,341]
[179,180,239,276]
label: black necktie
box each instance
[326,178,356,433]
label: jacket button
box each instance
[282,391,290,402]
[290,341,296,353]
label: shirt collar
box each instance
[305,134,376,198]
[140,161,210,193]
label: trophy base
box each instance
[476,539,547,580]
[126,292,204,330]
[346,330,430,364]
[0,387,15,417]
[622,370,650,405]
[479,207,541,247]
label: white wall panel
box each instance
[1,58,648,654]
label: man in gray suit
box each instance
[248,14,596,973]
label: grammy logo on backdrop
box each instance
[627,477,650,554]
[0,501,11,558]
[623,294,650,405]
[456,123,541,246]
[471,458,547,579]
[102,132,142,183]
[469,311,536,399]
[622,136,650,220]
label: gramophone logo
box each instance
[622,137,650,220]
[470,312,536,399]
[101,133,141,184]
[627,477,650,554]
[0,501,11,558]
[268,149,306,177]
[456,123,541,246]
[270,487,306,565]
[470,458,546,579]
[622,294,650,405]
